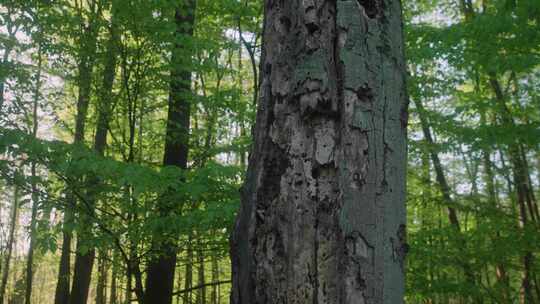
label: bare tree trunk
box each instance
[183,237,193,304]
[0,186,19,304]
[109,252,117,304]
[95,251,107,304]
[55,6,100,304]
[414,98,482,302]
[54,208,73,304]
[23,41,43,304]
[124,265,131,304]
[175,265,182,304]
[230,1,408,303]
[210,251,218,304]
[69,5,119,303]
[143,2,196,304]
[0,15,17,115]
[489,76,538,304]
[196,238,205,304]
[0,45,12,115]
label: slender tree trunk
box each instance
[231,1,408,303]
[210,251,218,304]
[23,42,43,304]
[0,186,19,304]
[55,9,100,304]
[237,20,259,107]
[125,264,131,304]
[196,238,205,304]
[69,6,119,303]
[95,251,107,304]
[143,2,195,304]
[183,237,193,304]
[414,98,481,302]
[54,208,73,304]
[480,111,511,302]
[0,45,12,115]
[489,76,538,304]
[109,252,117,304]
[459,0,538,299]
[175,264,182,304]
[132,262,144,303]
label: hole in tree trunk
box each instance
[357,0,379,18]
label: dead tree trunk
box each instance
[230,1,408,303]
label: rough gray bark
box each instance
[230,1,408,303]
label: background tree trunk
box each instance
[95,251,107,304]
[230,1,408,303]
[56,7,100,304]
[143,2,196,304]
[69,5,118,303]
[0,186,19,304]
[23,42,43,304]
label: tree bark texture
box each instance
[231,1,408,303]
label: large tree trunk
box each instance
[143,2,195,304]
[230,1,408,303]
[0,186,19,304]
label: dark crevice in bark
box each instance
[357,0,380,19]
